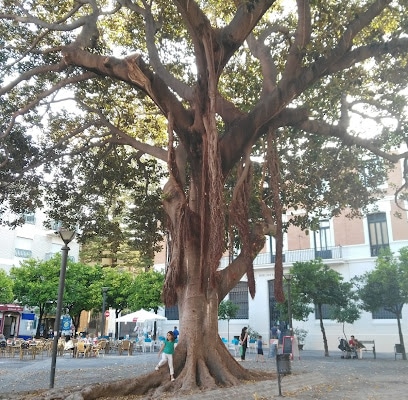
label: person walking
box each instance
[155,331,176,381]
[240,327,249,361]
[256,335,266,362]
[173,326,179,340]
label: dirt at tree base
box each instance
[1,370,276,400]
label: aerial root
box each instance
[197,357,218,390]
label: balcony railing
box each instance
[45,252,75,262]
[15,248,33,258]
[219,246,343,269]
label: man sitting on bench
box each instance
[349,335,365,359]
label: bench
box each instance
[394,344,404,360]
[358,340,376,359]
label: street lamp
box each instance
[49,227,76,389]
[101,287,109,337]
[283,273,293,336]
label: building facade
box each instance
[0,210,80,338]
[0,210,80,274]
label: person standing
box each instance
[48,327,54,339]
[155,331,176,382]
[271,325,278,339]
[172,326,179,340]
[240,327,248,361]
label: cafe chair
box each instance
[143,337,153,352]
[119,339,133,356]
[76,341,87,358]
[0,341,7,358]
[98,339,109,355]
[90,343,101,357]
[248,338,257,354]
[19,341,33,360]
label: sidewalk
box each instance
[175,351,408,400]
[0,349,407,399]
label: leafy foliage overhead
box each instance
[0,1,406,237]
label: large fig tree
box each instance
[1,1,408,398]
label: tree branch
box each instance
[293,118,408,163]
[281,0,311,79]
[143,3,194,102]
[62,49,194,143]
[327,37,408,75]
[1,71,97,140]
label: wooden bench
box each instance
[358,340,376,359]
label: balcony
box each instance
[219,246,343,269]
[15,248,33,258]
[45,252,75,262]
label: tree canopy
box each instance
[0,269,13,304]
[289,259,357,356]
[9,255,105,336]
[129,269,164,313]
[1,0,408,397]
[10,257,60,337]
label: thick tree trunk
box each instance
[38,288,273,399]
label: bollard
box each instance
[276,353,291,396]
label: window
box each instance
[15,249,33,258]
[229,282,248,319]
[23,213,35,224]
[314,304,335,320]
[314,220,333,259]
[15,237,33,259]
[372,307,396,319]
[367,213,389,257]
[51,220,62,232]
[268,280,282,328]
[267,234,287,263]
[165,305,179,320]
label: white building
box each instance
[0,210,80,338]
[0,210,80,273]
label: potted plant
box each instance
[294,327,308,350]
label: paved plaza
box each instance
[0,348,407,399]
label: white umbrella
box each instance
[115,309,167,323]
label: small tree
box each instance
[218,300,239,342]
[129,270,165,339]
[290,259,356,356]
[356,247,408,361]
[64,260,103,334]
[293,328,308,344]
[10,258,60,337]
[330,302,361,341]
[0,269,13,304]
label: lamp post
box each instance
[49,228,75,389]
[283,273,293,336]
[101,287,109,337]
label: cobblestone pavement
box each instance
[0,349,407,399]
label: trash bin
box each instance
[276,353,291,375]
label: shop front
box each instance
[0,304,23,339]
